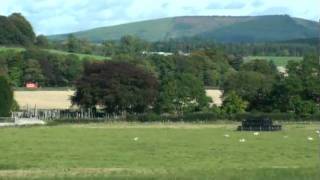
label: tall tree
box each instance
[66,34,79,53]
[23,59,44,85]
[0,76,13,117]
[156,73,210,114]
[8,13,35,45]
[222,91,248,114]
[35,35,49,48]
[72,61,159,114]
[223,71,275,111]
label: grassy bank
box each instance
[0,46,109,61]
[0,123,319,179]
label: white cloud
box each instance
[0,0,318,35]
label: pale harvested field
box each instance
[206,89,223,106]
[14,90,75,110]
[14,89,223,110]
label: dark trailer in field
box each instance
[238,116,282,131]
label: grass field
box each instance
[0,47,109,61]
[0,122,319,179]
[244,56,303,67]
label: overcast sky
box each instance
[0,0,319,35]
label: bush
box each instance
[222,91,248,114]
[0,76,13,117]
[127,112,223,122]
[233,112,319,122]
[181,112,222,122]
[127,113,163,122]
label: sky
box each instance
[0,0,319,35]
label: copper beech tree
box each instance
[72,61,159,114]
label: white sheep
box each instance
[307,137,314,141]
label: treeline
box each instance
[0,49,84,87]
[51,35,317,58]
[221,54,320,117]
[151,37,317,56]
[51,35,150,56]
[71,52,320,118]
[0,47,237,88]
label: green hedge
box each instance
[127,112,320,122]
[49,112,320,124]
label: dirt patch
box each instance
[206,89,223,106]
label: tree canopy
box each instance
[156,73,210,115]
[0,13,35,46]
[72,61,159,114]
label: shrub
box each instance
[127,113,163,122]
[221,91,248,114]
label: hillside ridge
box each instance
[48,15,319,43]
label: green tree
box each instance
[240,59,278,75]
[0,76,13,117]
[156,73,210,114]
[8,13,35,45]
[119,35,149,55]
[271,54,320,114]
[66,34,79,53]
[35,35,49,48]
[223,71,275,111]
[23,59,44,85]
[0,15,22,45]
[0,55,8,75]
[222,91,248,114]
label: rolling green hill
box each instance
[48,15,319,43]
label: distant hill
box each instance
[48,15,319,43]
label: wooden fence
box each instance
[11,108,125,121]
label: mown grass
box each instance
[244,56,303,67]
[0,46,109,61]
[0,122,319,179]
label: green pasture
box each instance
[0,46,109,61]
[0,122,319,179]
[46,49,109,61]
[244,56,303,67]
